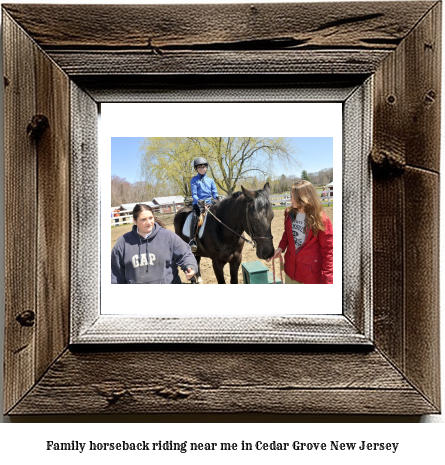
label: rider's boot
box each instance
[189,213,199,253]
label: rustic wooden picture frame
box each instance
[3,2,441,415]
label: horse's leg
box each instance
[212,258,226,284]
[229,252,242,284]
[196,256,203,283]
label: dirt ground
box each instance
[111,207,333,284]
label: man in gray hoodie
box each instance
[111,220,198,284]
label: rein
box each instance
[205,206,255,247]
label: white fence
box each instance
[322,190,333,206]
[270,190,333,208]
[111,210,134,227]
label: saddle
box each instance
[182,209,209,239]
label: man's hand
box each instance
[267,247,283,262]
[185,267,196,280]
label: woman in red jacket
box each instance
[269,180,333,284]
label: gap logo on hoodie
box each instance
[132,253,156,268]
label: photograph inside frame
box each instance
[101,102,342,316]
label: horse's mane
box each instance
[217,189,270,210]
[221,189,272,202]
[211,187,271,222]
[217,191,243,207]
[211,191,242,216]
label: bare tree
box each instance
[111,175,131,206]
[139,137,300,197]
[191,137,300,195]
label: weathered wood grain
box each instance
[2,2,435,50]
[70,83,99,340]
[3,10,72,413]
[404,168,440,408]
[46,50,390,76]
[74,315,370,345]
[371,2,441,412]
[371,1,441,173]
[34,38,71,382]
[372,171,405,369]
[372,21,409,371]
[342,81,372,336]
[8,349,438,415]
[3,12,38,414]
[404,2,441,172]
[74,74,366,103]
[372,44,406,368]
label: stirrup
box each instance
[189,239,197,253]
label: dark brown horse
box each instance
[174,182,275,284]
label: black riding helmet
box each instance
[193,157,208,170]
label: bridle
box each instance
[244,199,274,249]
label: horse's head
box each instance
[241,182,275,260]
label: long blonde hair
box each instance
[286,180,325,236]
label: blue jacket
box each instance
[111,223,198,284]
[191,173,218,205]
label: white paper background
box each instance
[102,103,342,315]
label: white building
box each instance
[326,182,333,194]
[152,196,185,213]
[119,201,156,212]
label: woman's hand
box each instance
[267,247,283,262]
[185,267,196,280]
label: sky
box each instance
[111,137,334,184]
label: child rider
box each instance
[189,157,219,252]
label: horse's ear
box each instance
[241,185,256,202]
[263,182,271,195]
